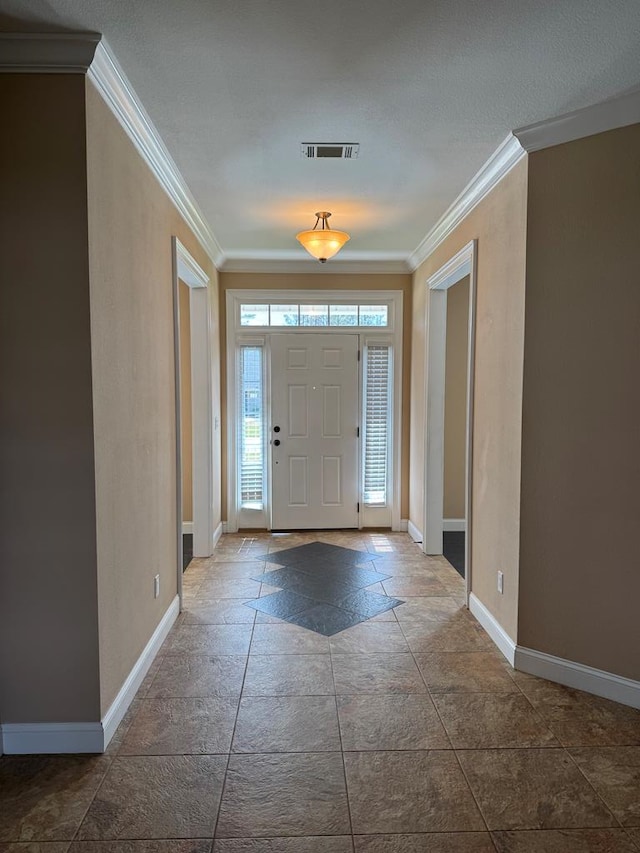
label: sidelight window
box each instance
[363,345,391,506]
[238,346,264,509]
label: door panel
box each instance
[288,347,307,368]
[288,385,308,436]
[289,457,308,505]
[323,348,342,368]
[271,333,359,529]
[322,386,341,437]
[322,456,342,505]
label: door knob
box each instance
[273,439,281,446]
[273,425,281,433]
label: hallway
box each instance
[1,532,639,851]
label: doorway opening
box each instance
[423,241,477,601]
[442,275,470,578]
[172,238,215,599]
[178,277,195,569]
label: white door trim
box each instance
[225,290,403,532]
[172,238,213,602]
[423,240,477,605]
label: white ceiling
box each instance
[3,0,640,267]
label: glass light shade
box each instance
[296,228,350,262]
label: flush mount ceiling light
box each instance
[296,211,350,263]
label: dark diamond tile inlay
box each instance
[245,542,403,635]
[284,555,376,575]
[339,589,404,619]
[253,565,390,592]
[316,564,392,586]
[253,566,310,587]
[244,589,315,619]
[253,568,359,605]
[282,575,358,605]
[261,542,370,566]
[291,603,368,635]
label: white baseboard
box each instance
[101,595,180,748]
[1,595,180,754]
[407,520,423,543]
[467,596,640,711]
[443,518,466,532]
[1,722,105,754]
[469,593,516,666]
[185,522,222,548]
[398,519,409,532]
[515,646,640,710]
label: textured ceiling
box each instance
[3,0,640,264]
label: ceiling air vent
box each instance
[301,143,360,159]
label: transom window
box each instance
[240,302,388,328]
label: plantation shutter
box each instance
[238,346,264,508]
[363,345,391,506]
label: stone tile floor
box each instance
[1,531,640,852]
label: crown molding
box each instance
[0,33,224,267]
[88,40,224,267]
[514,87,640,153]
[220,250,411,275]
[408,134,525,272]
[8,34,636,278]
[407,89,640,272]
[0,32,101,72]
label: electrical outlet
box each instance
[497,571,504,594]
[154,574,160,598]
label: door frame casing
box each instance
[225,289,404,533]
[423,240,477,604]
[172,237,214,605]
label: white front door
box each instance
[270,333,359,529]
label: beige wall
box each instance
[219,272,413,521]
[518,123,640,680]
[0,73,222,727]
[86,80,219,714]
[179,282,193,522]
[411,159,528,640]
[443,276,470,520]
[0,75,101,722]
